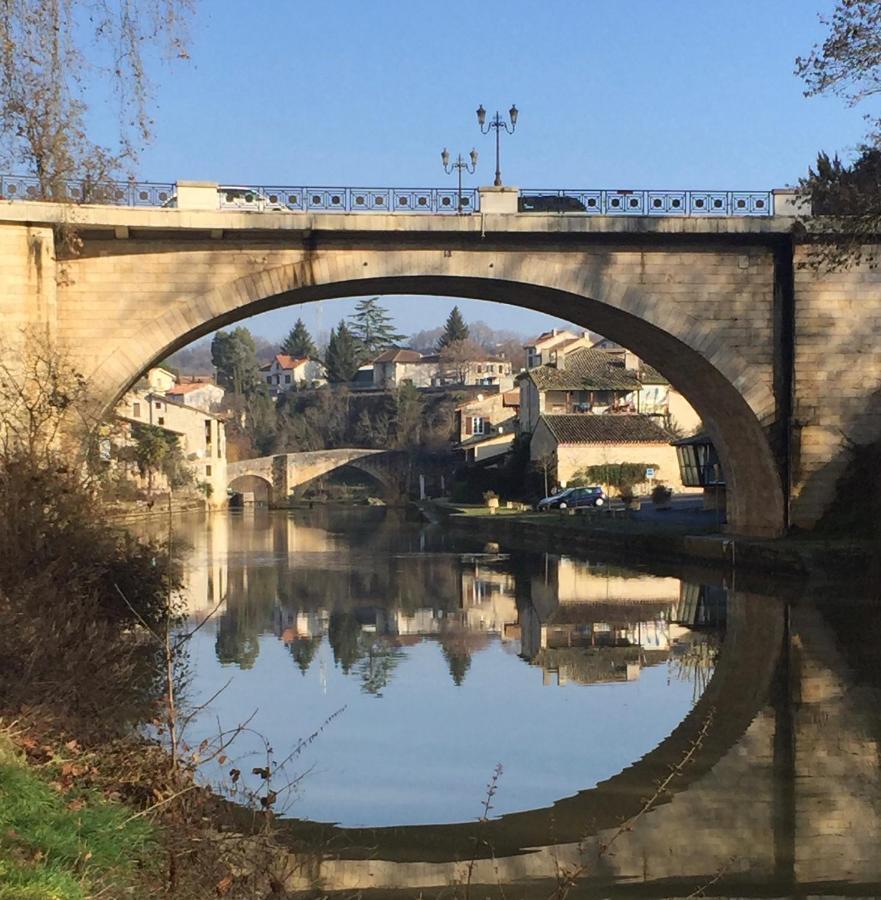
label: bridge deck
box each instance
[0,199,796,237]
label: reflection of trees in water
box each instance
[355,636,404,696]
[439,628,489,686]
[670,636,719,704]
[289,636,322,674]
[326,612,404,695]
[213,563,280,669]
[328,612,361,673]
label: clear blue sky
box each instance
[117,0,868,344]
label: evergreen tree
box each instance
[211,327,261,395]
[348,297,405,357]
[393,382,423,448]
[437,306,469,349]
[280,318,317,359]
[324,321,363,383]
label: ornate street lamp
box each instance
[441,147,478,214]
[476,104,518,187]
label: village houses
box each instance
[371,348,514,390]
[113,367,228,504]
[261,353,326,398]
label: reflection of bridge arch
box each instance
[276,591,783,867]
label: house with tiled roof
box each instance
[524,328,595,369]
[261,354,326,398]
[517,348,642,432]
[518,346,701,434]
[372,348,514,390]
[165,380,225,413]
[529,413,685,493]
[455,389,521,464]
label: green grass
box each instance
[0,733,157,899]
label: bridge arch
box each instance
[227,472,273,505]
[90,252,784,536]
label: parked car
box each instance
[537,485,607,510]
[518,194,587,213]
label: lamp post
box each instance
[476,104,518,187]
[441,147,478,214]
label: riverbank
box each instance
[103,494,208,524]
[435,503,875,581]
[0,724,157,899]
[0,713,302,899]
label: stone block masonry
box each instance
[0,199,870,536]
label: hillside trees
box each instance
[324,321,363,383]
[348,297,404,357]
[280,318,317,359]
[0,0,195,199]
[211,328,261,395]
[437,306,469,349]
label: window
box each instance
[205,420,212,448]
[265,376,272,384]
[157,416,164,426]
[471,417,487,435]
[285,374,291,384]
[155,401,162,410]
[205,465,212,477]
[132,402,141,417]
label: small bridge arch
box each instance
[227,449,410,504]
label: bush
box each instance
[651,484,673,505]
[0,454,181,732]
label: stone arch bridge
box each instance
[1,185,874,535]
[227,448,410,504]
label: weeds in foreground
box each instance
[0,726,157,899]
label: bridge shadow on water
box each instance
[153,509,881,898]
[261,585,881,898]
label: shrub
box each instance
[651,484,673,505]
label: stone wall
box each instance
[792,246,881,526]
[0,205,802,534]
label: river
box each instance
[135,507,881,897]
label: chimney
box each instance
[557,350,566,371]
[623,349,639,371]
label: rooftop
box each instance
[521,348,642,391]
[372,348,422,363]
[166,381,221,396]
[539,413,673,444]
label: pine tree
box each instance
[324,321,363,383]
[348,297,405,357]
[280,318,317,359]
[437,306,469,349]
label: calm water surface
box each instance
[138,508,881,897]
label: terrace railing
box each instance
[0,174,774,216]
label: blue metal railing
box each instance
[0,174,774,216]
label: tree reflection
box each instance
[328,611,362,673]
[356,636,404,696]
[289,635,322,675]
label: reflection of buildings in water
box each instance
[516,555,715,687]
[457,559,518,637]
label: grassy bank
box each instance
[0,727,156,899]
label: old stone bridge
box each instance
[0,182,875,535]
[227,448,410,503]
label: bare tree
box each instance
[0,0,195,199]
[0,327,95,468]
